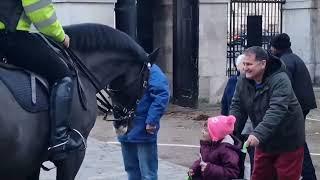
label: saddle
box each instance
[0,34,88,112]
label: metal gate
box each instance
[227,0,286,76]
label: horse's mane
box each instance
[64,23,148,62]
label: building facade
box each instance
[53,0,319,106]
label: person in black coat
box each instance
[270,33,317,180]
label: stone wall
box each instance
[199,0,228,104]
[314,0,320,84]
[282,0,318,83]
[53,0,116,26]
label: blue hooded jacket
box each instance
[221,75,238,115]
[118,64,170,143]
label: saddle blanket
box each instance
[0,65,49,113]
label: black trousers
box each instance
[302,110,317,180]
[0,31,71,86]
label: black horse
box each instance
[0,23,155,180]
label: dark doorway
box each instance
[137,0,154,53]
[114,0,137,39]
[173,0,199,108]
[247,16,262,47]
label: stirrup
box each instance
[47,129,87,151]
[72,128,87,151]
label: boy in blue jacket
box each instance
[118,64,170,180]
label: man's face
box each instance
[270,46,280,56]
[243,53,266,82]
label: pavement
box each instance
[40,138,188,180]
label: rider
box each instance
[0,0,85,161]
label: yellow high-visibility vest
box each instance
[0,0,65,42]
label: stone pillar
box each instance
[282,0,317,82]
[199,0,228,104]
[314,1,320,84]
[153,0,173,93]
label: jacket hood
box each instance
[261,52,286,82]
[200,134,242,152]
[225,134,242,152]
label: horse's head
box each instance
[64,23,160,134]
[106,49,159,121]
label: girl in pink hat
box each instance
[187,115,241,180]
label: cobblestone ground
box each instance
[40,138,187,180]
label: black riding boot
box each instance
[48,77,85,162]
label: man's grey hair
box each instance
[243,46,268,61]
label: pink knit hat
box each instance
[207,115,236,141]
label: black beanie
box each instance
[270,33,291,50]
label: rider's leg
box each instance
[48,76,85,161]
[4,31,85,161]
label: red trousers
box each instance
[252,146,304,180]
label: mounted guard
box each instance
[0,0,85,162]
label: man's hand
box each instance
[245,134,260,147]
[200,161,207,172]
[187,169,194,176]
[63,34,70,48]
[146,124,157,134]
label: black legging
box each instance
[0,31,71,86]
[302,110,317,180]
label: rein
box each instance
[64,48,114,114]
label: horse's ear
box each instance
[147,48,160,64]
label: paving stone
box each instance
[40,138,187,180]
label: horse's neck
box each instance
[76,51,132,90]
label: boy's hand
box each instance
[146,124,157,134]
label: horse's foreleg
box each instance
[55,150,86,180]
[26,168,40,180]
